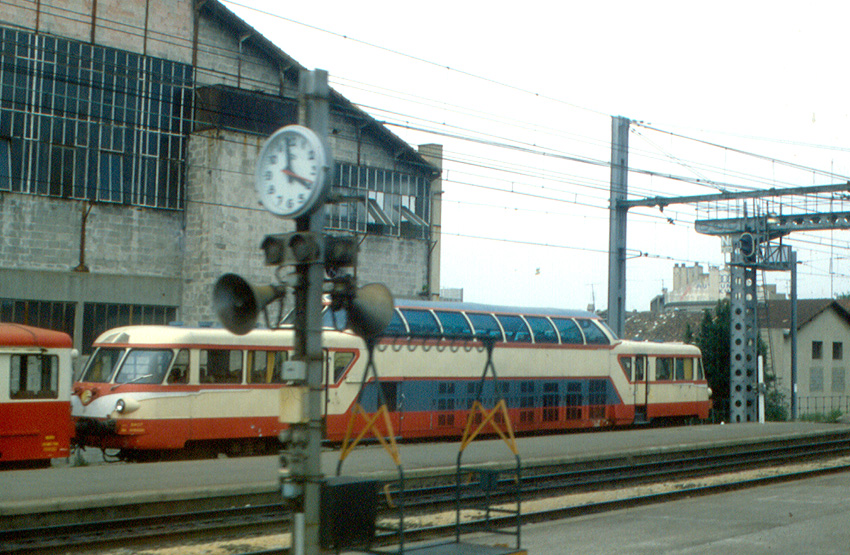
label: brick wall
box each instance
[0,193,182,276]
[3,0,193,63]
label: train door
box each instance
[324,349,356,424]
[380,381,402,438]
[633,355,649,423]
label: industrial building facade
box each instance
[0,0,442,355]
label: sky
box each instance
[223,0,850,312]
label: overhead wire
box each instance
[4,1,833,212]
[4,0,850,290]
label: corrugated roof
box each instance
[201,1,440,177]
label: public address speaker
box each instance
[213,273,394,340]
[213,273,285,335]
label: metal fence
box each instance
[797,396,850,417]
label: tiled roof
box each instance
[623,310,706,343]
[760,298,850,329]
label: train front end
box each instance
[72,328,190,457]
[1,323,75,467]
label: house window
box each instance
[832,368,845,393]
[810,367,824,392]
[812,341,823,360]
[833,342,843,361]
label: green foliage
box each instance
[694,300,787,422]
[695,301,730,419]
[764,386,788,421]
[799,409,844,423]
[682,323,694,344]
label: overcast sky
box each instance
[224,0,850,311]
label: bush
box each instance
[799,409,843,423]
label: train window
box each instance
[167,349,189,384]
[466,313,502,340]
[114,349,174,384]
[577,319,609,345]
[656,358,672,381]
[383,310,407,336]
[333,351,355,383]
[565,382,582,420]
[620,357,632,380]
[675,358,683,380]
[496,315,531,342]
[525,316,558,344]
[588,380,607,418]
[696,358,704,380]
[551,318,583,344]
[200,349,243,384]
[400,309,440,337]
[80,347,124,382]
[596,319,619,341]
[247,351,274,384]
[322,308,347,330]
[10,354,59,399]
[270,351,289,383]
[434,311,472,337]
[675,358,690,380]
[635,356,646,380]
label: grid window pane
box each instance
[0,27,189,209]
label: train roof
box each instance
[91,325,297,347]
[393,298,600,319]
[616,339,701,355]
[0,323,73,348]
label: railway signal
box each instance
[212,69,396,554]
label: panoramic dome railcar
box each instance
[72,301,711,460]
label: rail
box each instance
[5,429,850,554]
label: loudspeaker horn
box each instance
[213,273,285,335]
[347,283,394,340]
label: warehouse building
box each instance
[0,0,442,354]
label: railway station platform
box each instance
[346,543,527,555]
[2,421,849,525]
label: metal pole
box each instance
[293,68,331,554]
[607,116,629,337]
[790,250,798,420]
[758,355,765,423]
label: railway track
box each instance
[3,430,850,554]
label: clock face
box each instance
[255,125,327,218]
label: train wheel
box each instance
[120,449,163,463]
[183,442,217,460]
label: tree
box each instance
[695,300,730,421]
[693,299,788,422]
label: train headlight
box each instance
[80,389,93,405]
[114,397,141,414]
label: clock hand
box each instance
[281,169,313,188]
[283,138,296,184]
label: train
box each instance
[0,323,76,468]
[71,300,712,461]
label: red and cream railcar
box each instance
[0,323,75,468]
[72,325,292,460]
[72,301,711,460]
